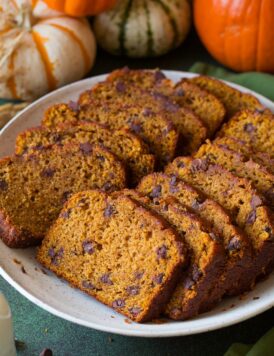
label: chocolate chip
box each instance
[68,100,79,112]
[0,179,8,191]
[102,182,113,191]
[191,199,201,210]
[156,245,168,259]
[40,168,55,178]
[152,92,167,101]
[163,100,180,113]
[227,236,241,251]
[126,285,140,296]
[251,195,263,209]
[246,210,256,224]
[244,123,256,133]
[60,209,71,219]
[116,82,126,93]
[192,265,202,282]
[129,121,142,134]
[33,144,44,151]
[100,273,113,285]
[150,185,162,198]
[143,108,153,117]
[49,247,64,266]
[97,155,105,162]
[39,349,53,356]
[82,280,95,290]
[48,248,55,258]
[82,240,95,254]
[128,306,142,316]
[183,277,195,290]
[80,142,93,155]
[52,132,63,143]
[154,70,166,82]
[177,161,185,168]
[152,273,164,284]
[112,298,125,308]
[176,88,184,97]
[191,159,208,173]
[169,176,179,193]
[104,204,115,217]
[134,271,144,280]
[264,226,272,233]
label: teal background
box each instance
[0,29,273,356]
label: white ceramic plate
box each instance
[0,71,273,337]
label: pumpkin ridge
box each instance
[144,0,154,56]
[32,30,57,91]
[48,22,91,73]
[7,50,18,99]
[118,0,134,56]
[152,0,179,48]
[255,0,263,70]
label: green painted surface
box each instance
[0,29,273,356]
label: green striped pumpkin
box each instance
[94,0,191,57]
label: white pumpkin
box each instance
[0,0,96,101]
[94,0,191,58]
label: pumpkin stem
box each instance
[0,1,34,69]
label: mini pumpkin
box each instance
[44,0,117,17]
[194,0,274,73]
[0,0,96,101]
[94,0,191,58]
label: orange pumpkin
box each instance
[194,0,274,73]
[44,0,117,17]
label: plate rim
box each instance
[0,70,274,337]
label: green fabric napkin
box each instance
[189,62,274,102]
[224,328,274,356]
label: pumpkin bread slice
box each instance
[106,69,208,154]
[195,140,274,209]
[15,121,155,186]
[213,136,274,175]
[79,81,207,156]
[137,173,253,300]
[115,189,225,320]
[165,157,274,280]
[173,79,226,137]
[37,190,184,323]
[190,75,265,117]
[43,100,178,167]
[216,110,274,156]
[0,144,126,248]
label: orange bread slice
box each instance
[174,80,226,137]
[195,141,274,209]
[15,121,155,186]
[137,173,253,299]
[37,190,184,322]
[42,102,79,128]
[213,136,274,175]
[79,81,207,156]
[190,76,265,117]
[165,158,274,279]
[43,101,178,167]
[116,189,225,320]
[0,144,126,248]
[217,110,274,157]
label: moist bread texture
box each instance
[0,144,126,248]
[37,190,184,322]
